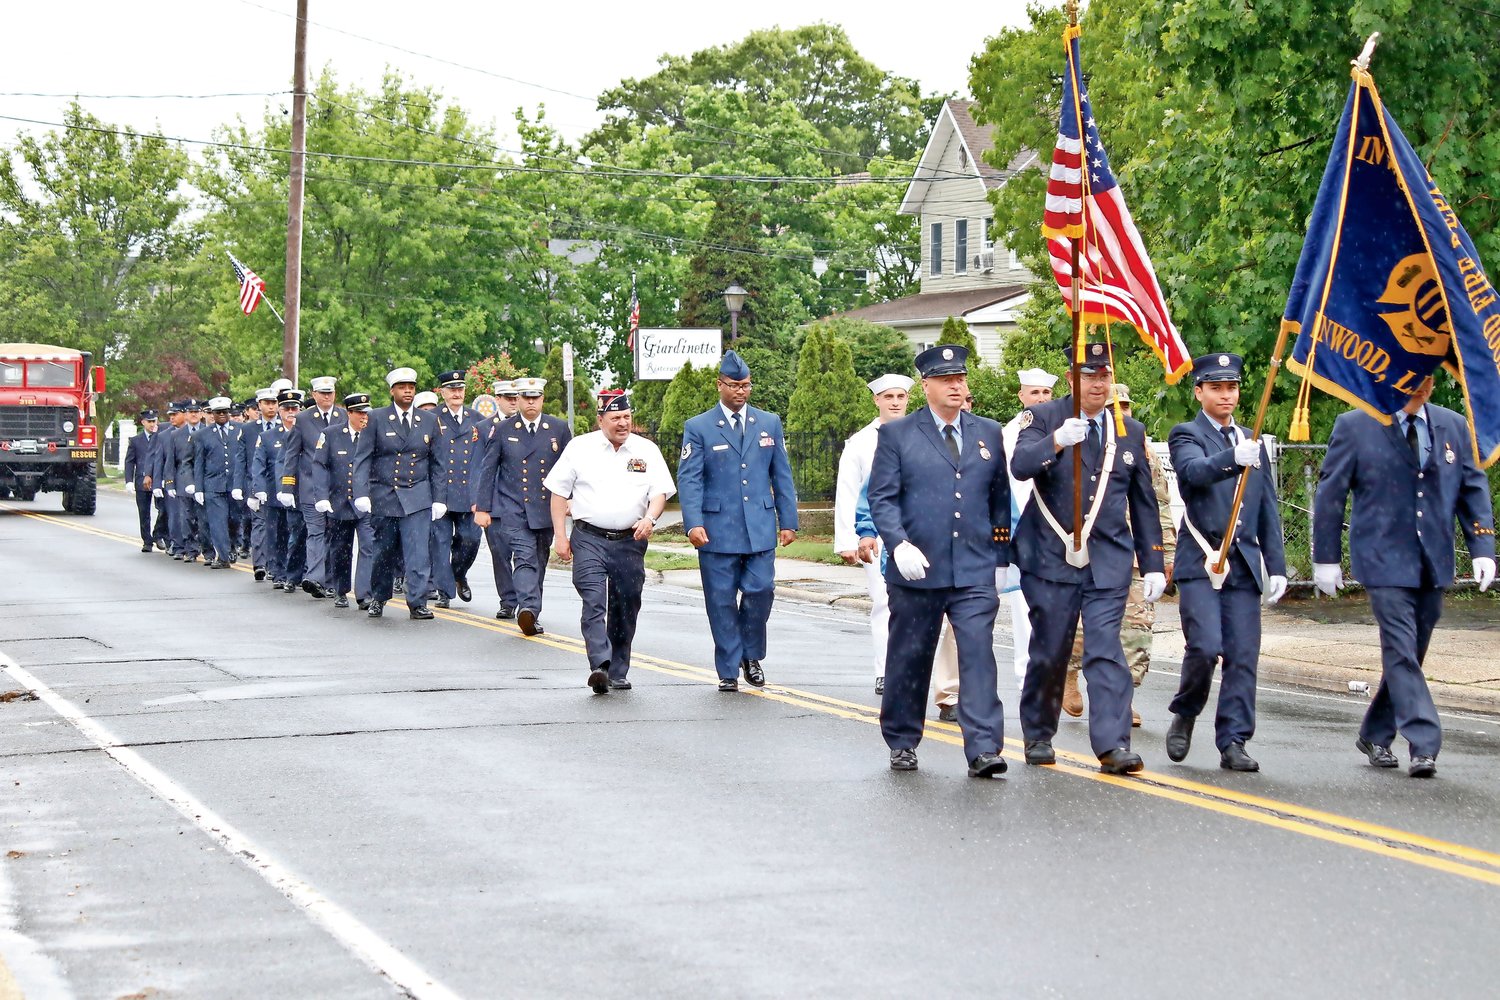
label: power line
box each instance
[0,90,291,100]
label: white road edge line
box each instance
[0,652,463,1000]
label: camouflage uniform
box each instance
[1068,442,1176,684]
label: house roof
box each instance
[899,99,1039,216]
[828,285,1029,326]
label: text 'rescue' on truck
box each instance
[0,343,107,514]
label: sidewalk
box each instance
[649,536,1500,716]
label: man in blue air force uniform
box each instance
[123,408,161,552]
[865,344,1010,778]
[190,396,246,568]
[1164,354,1287,772]
[354,367,446,620]
[429,370,484,608]
[278,375,347,598]
[677,350,799,691]
[1313,375,1496,778]
[1010,338,1166,774]
[308,392,377,609]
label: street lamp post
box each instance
[723,283,748,342]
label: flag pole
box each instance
[1066,0,1085,554]
[1210,319,1292,577]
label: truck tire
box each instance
[66,465,97,515]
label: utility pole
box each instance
[283,0,309,382]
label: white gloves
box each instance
[1054,417,1089,448]
[255,491,268,503]
[1141,572,1167,603]
[354,496,371,514]
[167,488,177,498]
[277,492,295,507]
[314,499,333,514]
[185,484,195,495]
[247,497,260,512]
[1233,439,1261,467]
[153,488,164,498]
[128,482,136,492]
[194,491,206,506]
[1264,574,1288,606]
[231,488,243,501]
[892,540,929,581]
[430,502,448,521]
[1313,563,1344,596]
[1474,556,1496,592]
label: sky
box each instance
[1,0,1037,157]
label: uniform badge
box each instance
[551,439,559,452]
[1018,410,1033,430]
[626,457,647,473]
[759,436,776,448]
[315,434,325,450]
[681,442,692,459]
[1445,443,1456,464]
[1123,450,1135,466]
[423,434,430,444]
[979,447,992,461]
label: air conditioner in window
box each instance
[971,250,994,274]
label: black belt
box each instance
[574,520,636,541]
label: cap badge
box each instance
[942,348,953,360]
[1219,355,1230,367]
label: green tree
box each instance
[938,316,979,356]
[787,323,873,440]
[820,317,913,384]
[540,344,597,436]
[658,360,719,439]
[627,377,671,431]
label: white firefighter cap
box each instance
[269,377,294,393]
[309,376,337,393]
[255,388,277,402]
[514,377,547,397]
[386,367,418,387]
[412,390,439,408]
[207,396,233,411]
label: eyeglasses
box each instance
[718,379,752,390]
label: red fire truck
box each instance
[0,343,106,514]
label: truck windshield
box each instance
[26,361,76,387]
[0,362,20,386]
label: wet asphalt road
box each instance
[1,491,1498,999]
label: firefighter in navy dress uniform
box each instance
[429,370,484,608]
[308,392,376,609]
[123,409,160,552]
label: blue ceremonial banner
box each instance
[1284,66,1500,467]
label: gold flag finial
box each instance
[1067,0,1079,27]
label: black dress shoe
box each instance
[495,605,516,620]
[208,559,229,569]
[1166,713,1194,762]
[357,598,370,611]
[1099,748,1144,774]
[393,579,404,594]
[141,543,152,553]
[742,659,766,688]
[718,678,739,692]
[1024,740,1056,765]
[301,580,323,597]
[172,554,184,561]
[968,752,1008,778]
[1409,756,1437,778]
[254,567,266,581]
[890,748,918,771]
[588,668,610,694]
[457,578,472,602]
[937,704,957,723]
[518,608,539,635]
[155,539,167,551]
[610,678,632,691]
[1356,737,1399,768]
[531,623,545,634]
[874,676,884,695]
[1220,742,1260,772]
[410,606,434,620]
[435,596,450,609]
[333,595,349,608]
[367,601,384,618]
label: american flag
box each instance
[227,251,267,316]
[1042,25,1191,382]
[626,275,640,351]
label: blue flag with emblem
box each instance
[1284,57,1500,467]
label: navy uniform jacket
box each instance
[353,406,446,517]
[307,422,362,521]
[472,414,572,530]
[1010,397,1164,588]
[279,406,347,500]
[123,430,158,489]
[191,423,245,496]
[677,405,799,554]
[240,419,274,494]
[866,408,1010,589]
[1168,411,1286,589]
[251,425,296,509]
[160,424,199,493]
[435,407,484,505]
[1313,405,1495,588]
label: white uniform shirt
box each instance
[544,431,677,530]
[833,419,881,553]
[1003,412,1034,514]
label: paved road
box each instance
[2,491,1498,998]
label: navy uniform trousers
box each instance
[1019,574,1133,756]
[504,515,553,614]
[430,510,482,599]
[698,550,775,680]
[327,513,377,601]
[1365,567,1446,758]
[370,510,432,608]
[202,492,234,563]
[265,504,307,585]
[132,488,155,546]
[1168,554,1262,751]
[484,523,518,610]
[570,526,648,682]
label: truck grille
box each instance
[0,405,72,439]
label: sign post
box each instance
[562,342,575,431]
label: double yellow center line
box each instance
[9,502,1500,888]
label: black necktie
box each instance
[1406,417,1421,463]
[732,412,742,437]
[402,411,410,432]
[527,421,535,436]
[943,424,960,462]
[1221,427,1235,451]
[1085,417,1101,466]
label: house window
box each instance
[1009,249,1020,270]
[930,222,942,276]
[956,220,968,273]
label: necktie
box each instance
[1407,415,1424,465]
[1221,426,1235,451]
[731,412,742,437]
[217,426,225,442]
[1086,417,1101,466]
[943,424,960,462]
[402,411,410,432]
[527,421,535,436]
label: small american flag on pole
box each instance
[626,275,640,350]
[1042,24,1191,382]
[227,251,267,316]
